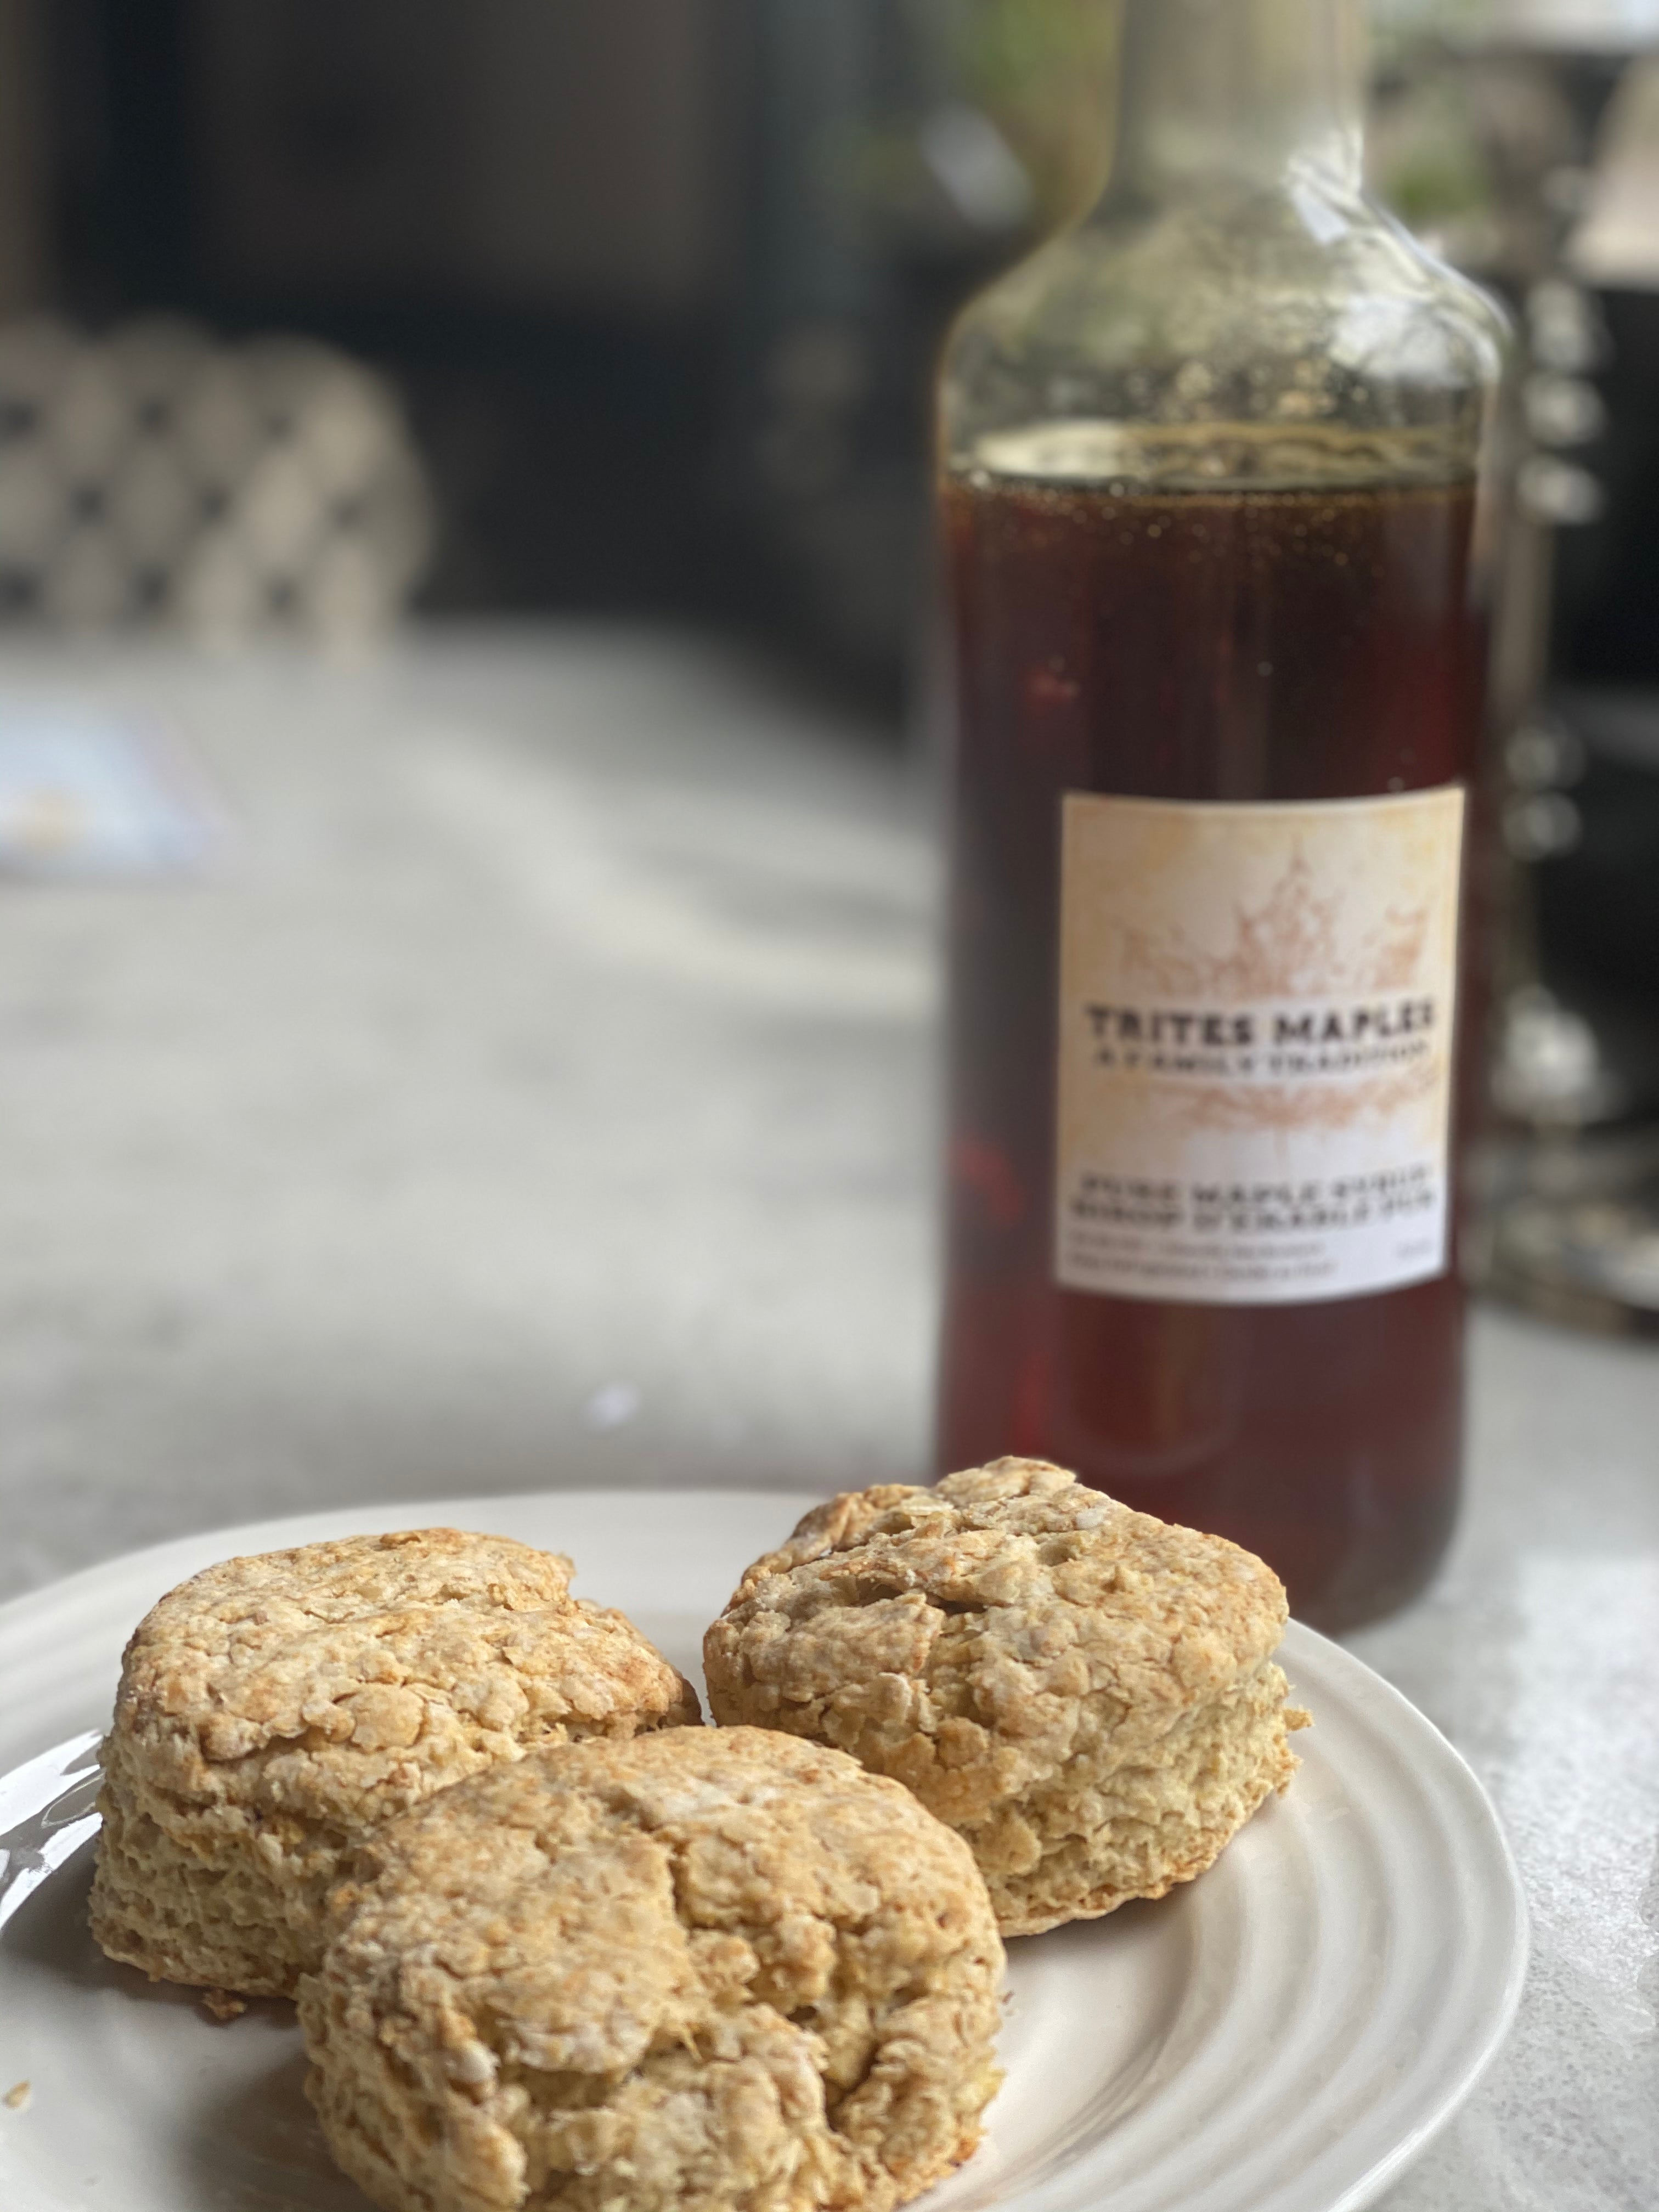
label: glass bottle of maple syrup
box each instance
[935,0,1508,1629]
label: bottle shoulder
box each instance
[941,188,1510,481]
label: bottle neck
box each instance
[1094,0,1365,212]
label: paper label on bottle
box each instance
[1055,787,1465,1306]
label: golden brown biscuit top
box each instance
[709,1459,1288,1765]
[324,1725,1003,2083]
[108,1528,697,1826]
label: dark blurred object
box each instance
[1481,1122,1659,1334]
[723,0,949,694]
[1534,690,1659,1017]
[1379,13,1659,1332]
[40,0,741,624]
[1503,67,1659,1165]
[0,0,48,315]
[1553,106,1659,690]
[721,0,1114,695]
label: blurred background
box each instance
[8,0,1648,694]
[2,0,1659,1592]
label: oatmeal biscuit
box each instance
[90,1528,700,1996]
[300,1725,1005,2212]
[704,1459,1305,1936]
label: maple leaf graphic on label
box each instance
[1116,848,1429,1001]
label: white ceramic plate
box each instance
[0,1489,1526,2212]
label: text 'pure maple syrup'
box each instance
[938,431,1488,1628]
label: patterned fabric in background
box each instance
[0,319,432,645]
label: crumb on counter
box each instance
[3,2080,30,2112]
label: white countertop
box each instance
[0,624,1654,2210]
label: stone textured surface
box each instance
[300,1725,1004,2212]
[0,628,1654,2206]
[0,629,936,1601]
